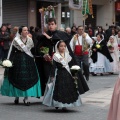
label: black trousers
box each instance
[75,54,89,80]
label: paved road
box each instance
[0,68,118,120]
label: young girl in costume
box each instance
[90,34,113,76]
[43,40,82,110]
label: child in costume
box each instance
[43,40,82,110]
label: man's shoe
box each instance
[92,73,97,76]
[85,76,89,81]
[100,73,103,76]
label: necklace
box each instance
[60,53,65,58]
[20,36,27,45]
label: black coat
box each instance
[37,30,71,57]
[91,40,113,63]
[0,32,10,50]
[37,30,89,95]
[31,31,42,56]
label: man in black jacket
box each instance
[37,18,89,95]
[0,25,10,60]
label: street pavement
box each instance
[0,68,118,120]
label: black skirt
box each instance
[53,64,79,104]
[8,50,38,91]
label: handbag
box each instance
[74,38,82,56]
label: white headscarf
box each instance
[54,40,72,63]
[55,40,69,54]
[108,35,119,61]
[108,36,118,46]
[53,40,72,73]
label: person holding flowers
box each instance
[90,34,113,76]
[70,26,92,81]
[107,36,119,73]
[0,26,42,106]
[43,40,82,110]
[38,18,89,96]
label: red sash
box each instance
[74,45,82,55]
[74,39,89,56]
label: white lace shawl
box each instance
[53,52,72,74]
[13,36,34,52]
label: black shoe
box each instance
[23,99,30,106]
[55,107,59,110]
[92,73,97,76]
[109,72,113,75]
[85,76,89,81]
[36,97,40,99]
[100,73,103,76]
[14,99,19,104]
[62,107,67,111]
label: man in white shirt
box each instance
[70,26,92,81]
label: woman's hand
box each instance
[43,32,52,39]
[93,48,97,52]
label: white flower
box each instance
[2,60,12,67]
[71,65,80,70]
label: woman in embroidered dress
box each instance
[107,73,120,120]
[0,26,42,105]
[107,36,119,74]
[90,34,113,76]
[43,40,82,110]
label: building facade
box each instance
[0,0,118,30]
[61,0,116,29]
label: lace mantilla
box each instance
[13,36,34,52]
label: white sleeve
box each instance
[85,34,93,45]
[70,36,74,51]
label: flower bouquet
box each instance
[1,60,13,68]
[107,44,114,53]
[40,46,49,55]
[70,65,80,88]
[40,46,53,63]
[0,60,13,88]
[2,60,13,77]
[96,44,101,49]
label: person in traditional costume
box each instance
[0,26,42,106]
[90,34,113,76]
[95,27,107,43]
[115,30,120,45]
[43,40,82,110]
[115,30,120,59]
[37,18,89,96]
[107,74,120,120]
[107,36,119,73]
[70,26,92,81]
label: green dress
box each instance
[0,38,42,97]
